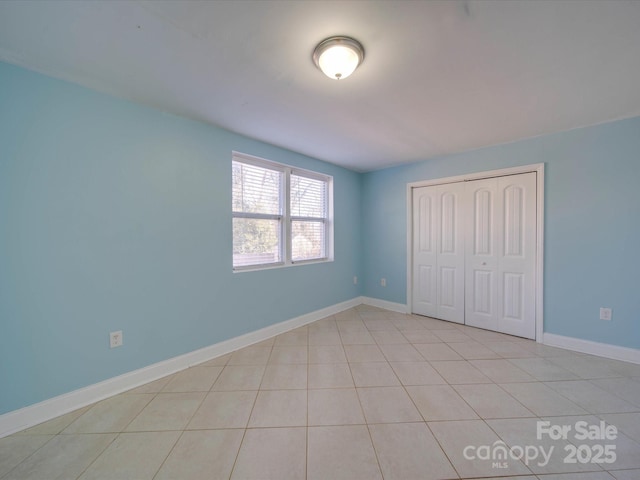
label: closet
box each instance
[411,172,537,339]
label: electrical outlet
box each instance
[599,308,612,321]
[381,278,386,287]
[353,276,358,285]
[110,330,123,348]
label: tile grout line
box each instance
[305,321,312,480]
[381,311,464,479]
[353,308,388,480]
[0,434,58,480]
[56,389,160,480]
[227,336,275,479]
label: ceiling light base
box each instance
[312,36,365,80]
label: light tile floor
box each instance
[2,305,640,479]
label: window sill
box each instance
[233,257,333,273]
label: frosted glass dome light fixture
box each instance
[312,36,365,80]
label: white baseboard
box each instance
[543,333,640,365]
[0,297,361,438]
[361,296,409,314]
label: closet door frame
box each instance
[406,163,545,342]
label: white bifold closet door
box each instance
[412,172,536,339]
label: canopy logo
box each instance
[463,440,553,468]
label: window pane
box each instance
[232,161,282,215]
[233,218,281,267]
[290,174,326,218]
[291,221,325,261]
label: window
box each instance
[232,152,333,270]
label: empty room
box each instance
[1,1,640,479]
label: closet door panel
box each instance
[435,184,465,323]
[412,187,437,316]
[465,178,499,331]
[497,173,536,339]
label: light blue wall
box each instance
[362,116,640,350]
[0,62,363,414]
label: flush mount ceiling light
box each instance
[312,36,365,80]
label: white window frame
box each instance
[232,151,334,272]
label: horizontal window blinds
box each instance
[290,174,327,219]
[232,161,282,215]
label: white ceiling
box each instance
[1,0,640,172]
